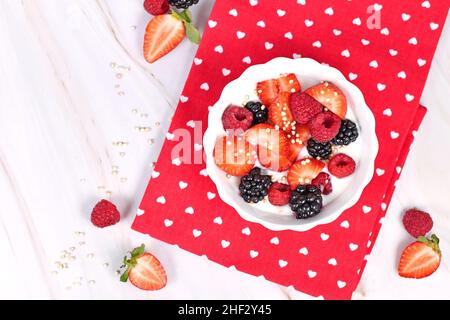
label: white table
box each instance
[0,1,449,299]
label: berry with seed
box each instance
[256,74,301,107]
[239,168,272,203]
[307,138,332,160]
[312,172,333,195]
[403,209,433,238]
[289,92,324,124]
[245,101,268,125]
[269,92,294,129]
[120,244,167,290]
[328,153,356,178]
[305,81,347,119]
[91,199,121,228]
[144,0,170,15]
[287,158,325,190]
[213,135,256,176]
[331,119,359,146]
[398,234,441,279]
[290,185,323,219]
[169,0,199,9]
[309,111,342,143]
[222,105,253,131]
[268,182,292,206]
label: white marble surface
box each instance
[0,0,448,300]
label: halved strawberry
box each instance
[285,124,310,162]
[305,82,347,119]
[257,74,301,107]
[278,73,301,94]
[120,244,167,291]
[269,92,294,129]
[213,135,256,176]
[257,79,279,107]
[398,234,441,279]
[245,124,291,172]
[287,158,325,189]
[143,14,186,64]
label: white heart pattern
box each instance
[304,19,314,27]
[278,260,288,268]
[333,29,342,36]
[405,94,415,102]
[361,39,370,45]
[417,58,426,67]
[229,9,238,16]
[383,108,392,116]
[337,280,347,288]
[352,17,361,25]
[340,220,350,229]
[320,233,330,241]
[362,205,372,214]
[236,31,246,39]
[328,258,337,266]
[221,240,230,248]
[307,270,317,278]
[284,32,293,40]
[199,169,208,177]
[397,71,407,79]
[194,58,203,65]
[341,49,350,58]
[156,196,166,204]
[381,203,387,211]
[389,49,398,56]
[324,7,334,15]
[380,27,390,35]
[299,247,309,255]
[192,229,202,238]
[377,83,386,91]
[242,56,252,64]
[185,207,194,214]
[180,95,188,103]
[376,168,385,176]
[194,143,203,151]
[151,170,160,178]
[312,40,322,48]
[179,181,188,189]
[200,83,210,91]
[401,13,411,21]
[207,192,216,200]
[242,227,251,235]
[421,1,431,9]
[349,243,359,251]
[265,42,274,50]
[369,60,379,68]
[172,158,181,166]
[249,250,259,258]
[408,37,418,45]
[213,217,223,225]
[256,20,266,28]
[208,20,217,28]
[214,45,224,53]
[348,73,358,80]
[164,219,173,227]
[270,237,280,245]
[277,9,286,17]
[137,208,145,216]
[430,22,439,30]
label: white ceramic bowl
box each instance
[203,57,378,232]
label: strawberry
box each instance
[143,14,186,63]
[120,244,167,291]
[287,158,325,189]
[398,234,441,279]
[257,74,301,107]
[245,124,291,172]
[305,82,347,119]
[285,124,310,162]
[213,135,256,176]
[278,73,301,94]
[257,79,279,107]
[269,92,294,129]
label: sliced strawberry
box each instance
[120,245,167,291]
[278,73,301,94]
[143,14,185,64]
[269,92,295,129]
[213,136,256,176]
[398,235,441,279]
[305,82,347,119]
[245,124,291,172]
[285,124,310,162]
[287,158,325,189]
[257,79,279,107]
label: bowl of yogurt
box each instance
[203,57,378,232]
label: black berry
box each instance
[307,138,332,160]
[239,168,272,203]
[331,119,359,146]
[245,101,268,126]
[289,185,323,219]
[168,0,199,9]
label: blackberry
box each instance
[331,119,359,146]
[307,138,332,160]
[289,185,323,219]
[245,101,268,125]
[168,0,199,9]
[239,168,272,203]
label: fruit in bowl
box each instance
[203,58,378,232]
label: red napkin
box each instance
[133,0,448,299]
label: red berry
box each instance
[403,209,433,238]
[222,106,253,132]
[309,111,341,143]
[312,172,333,195]
[289,92,324,124]
[305,82,347,119]
[91,200,120,228]
[328,154,356,178]
[144,0,170,16]
[268,183,292,206]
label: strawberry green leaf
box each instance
[131,244,145,258]
[185,22,201,44]
[179,9,192,23]
[120,267,131,282]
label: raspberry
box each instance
[403,209,433,238]
[328,154,356,178]
[268,182,292,206]
[144,0,170,15]
[222,106,254,132]
[91,200,120,228]
[289,92,323,124]
[309,111,341,143]
[312,172,333,195]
